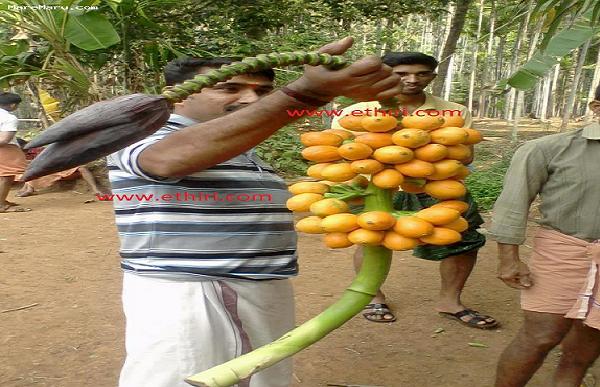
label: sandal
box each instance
[363,303,396,323]
[439,308,499,330]
[0,205,32,213]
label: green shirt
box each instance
[489,122,600,244]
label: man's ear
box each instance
[589,100,600,115]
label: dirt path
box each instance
[0,190,595,386]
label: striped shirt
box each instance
[107,114,298,280]
[489,123,600,245]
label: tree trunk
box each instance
[505,0,534,123]
[536,82,542,119]
[479,0,495,118]
[519,13,544,119]
[443,55,455,100]
[540,70,552,120]
[381,18,394,53]
[431,0,473,96]
[420,16,427,49]
[439,2,455,60]
[512,9,544,138]
[468,0,485,113]
[374,18,384,56]
[458,37,467,74]
[585,46,600,117]
[551,63,561,117]
[490,37,504,118]
[573,70,586,117]
[560,39,591,131]
[399,15,413,51]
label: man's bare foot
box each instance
[4,200,20,207]
[15,188,34,197]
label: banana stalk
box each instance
[186,184,394,387]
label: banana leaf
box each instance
[507,12,599,90]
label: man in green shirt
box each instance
[490,85,600,387]
[332,52,497,329]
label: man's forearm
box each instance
[139,89,323,177]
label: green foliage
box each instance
[532,0,600,49]
[465,161,510,211]
[254,125,308,178]
[507,11,598,90]
[63,11,120,50]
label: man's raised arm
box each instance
[138,37,403,177]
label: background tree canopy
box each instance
[1,0,599,187]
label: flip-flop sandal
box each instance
[363,303,397,323]
[5,201,20,207]
[439,308,499,330]
[0,206,32,213]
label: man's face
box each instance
[1,103,18,112]
[391,64,437,95]
[590,100,600,123]
[174,68,274,122]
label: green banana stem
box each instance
[185,184,394,386]
[161,52,347,103]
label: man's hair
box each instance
[381,52,438,71]
[0,92,22,105]
[164,57,275,86]
[595,83,600,101]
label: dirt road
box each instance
[0,190,593,386]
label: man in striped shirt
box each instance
[108,37,405,387]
